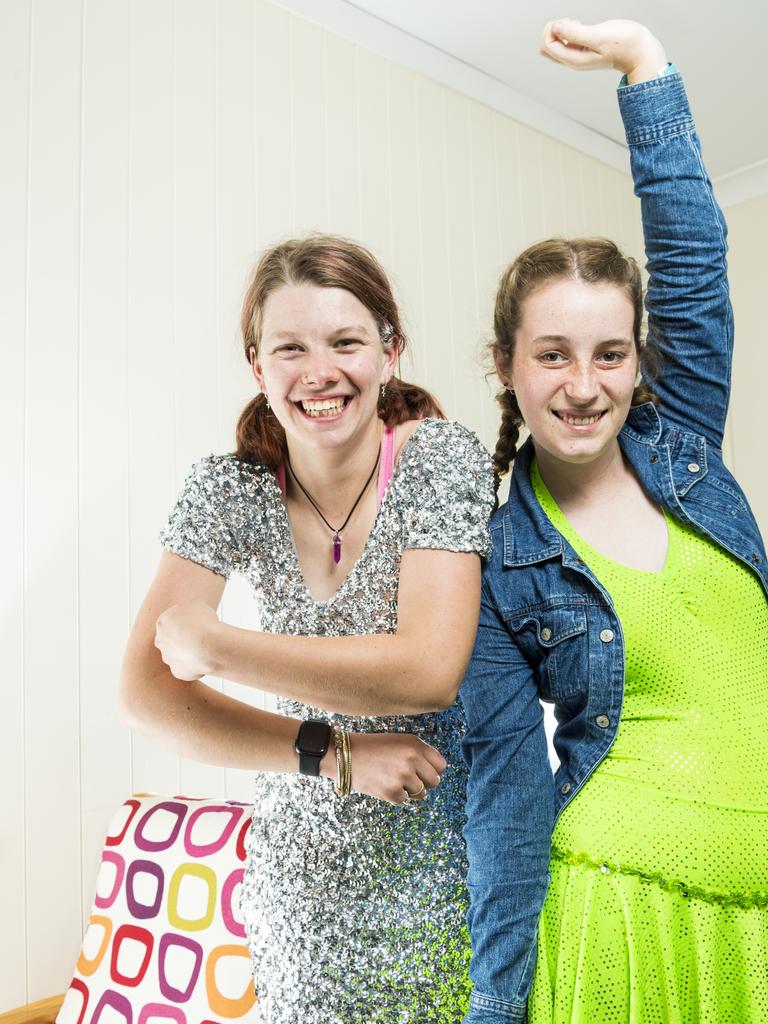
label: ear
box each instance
[492,348,512,390]
[380,337,399,383]
[249,346,266,392]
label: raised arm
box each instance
[542,19,733,450]
[461,583,555,1023]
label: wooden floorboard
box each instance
[0,995,65,1024]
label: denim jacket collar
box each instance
[501,403,663,569]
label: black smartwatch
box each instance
[294,719,333,777]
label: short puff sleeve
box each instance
[401,420,493,557]
[159,455,242,577]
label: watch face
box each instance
[296,720,331,756]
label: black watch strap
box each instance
[294,719,332,777]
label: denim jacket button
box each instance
[540,627,552,641]
[599,628,614,643]
[687,462,700,473]
[561,782,572,795]
[595,714,611,728]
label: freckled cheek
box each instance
[347,357,386,394]
[262,368,302,404]
[513,380,557,427]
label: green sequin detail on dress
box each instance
[529,459,768,1023]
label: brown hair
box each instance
[235,234,444,466]
[491,237,659,484]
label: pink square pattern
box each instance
[57,796,262,1024]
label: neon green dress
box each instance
[528,461,768,1024]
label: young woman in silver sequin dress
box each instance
[120,235,494,1024]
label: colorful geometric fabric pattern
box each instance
[57,796,262,1024]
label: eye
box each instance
[598,350,626,365]
[335,337,363,349]
[276,343,302,354]
[539,351,567,364]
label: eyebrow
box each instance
[270,325,373,341]
[329,324,373,337]
[531,335,634,346]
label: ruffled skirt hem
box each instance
[529,855,768,1024]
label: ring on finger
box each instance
[405,783,427,801]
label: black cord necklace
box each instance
[286,446,381,565]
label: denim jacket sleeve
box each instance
[460,580,555,1023]
[618,72,732,451]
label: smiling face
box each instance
[504,276,639,472]
[250,283,397,454]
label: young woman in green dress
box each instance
[461,19,768,1024]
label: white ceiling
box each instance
[282,0,768,202]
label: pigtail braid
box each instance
[235,393,286,467]
[492,388,523,486]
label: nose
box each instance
[301,349,340,388]
[563,361,600,404]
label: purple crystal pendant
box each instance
[333,533,342,564]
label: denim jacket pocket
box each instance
[682,474,749,517]
[505,604,588,701]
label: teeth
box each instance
[300,398,346,417]
[560,413,602,426]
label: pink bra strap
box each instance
[377,425,396,506]
[276,461,287,498]
[276,425,395,506]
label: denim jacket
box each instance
[460,72,768,1024]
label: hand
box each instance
[539,19,667,84]
[326,731,447,806]
[154,600,221,681]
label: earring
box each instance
[381,381,388,399]
[264,392,270,410]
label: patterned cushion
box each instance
[56,796,262,1024]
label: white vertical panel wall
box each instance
[2,0,648,1007]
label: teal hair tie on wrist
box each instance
[619,61,676,87]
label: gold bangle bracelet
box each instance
[333,726,352,797]
[342,728,352,796]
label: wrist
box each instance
[624,38,668,83]
[205,619,231,676]
[319,744,336,779]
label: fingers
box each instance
[416,737,447,776]
[540,18,663,79]
[387,754,441,805]
[401,781,428,805]
[351,732,449,805]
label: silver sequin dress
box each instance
[160,418,494,1024]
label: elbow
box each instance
[118,662,159,734]
[118,673,145,731]
[412,668,462,713]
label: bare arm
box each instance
[120,554,304,771]
[120,552,446,803]
[154,545,482,715]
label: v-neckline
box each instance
[531,458,674,579]
[272,420,429,607]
